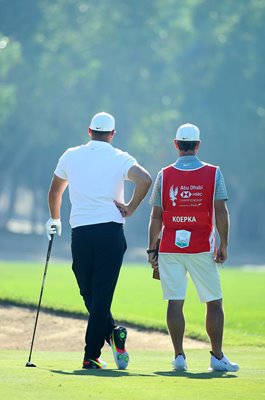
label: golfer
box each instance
[45,112,151,370]
[148,123,239,372]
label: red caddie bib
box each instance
[160,163,217,254]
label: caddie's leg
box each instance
[206,299,224,359]
[167,300,185,357]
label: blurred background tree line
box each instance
[0,0,264,263]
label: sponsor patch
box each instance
[175,230,191,248]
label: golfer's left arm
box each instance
[48,174,68,218]
[45,175,68,239]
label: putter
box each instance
[25,231,55,367]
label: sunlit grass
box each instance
[0,348,264,400]
[0,262,264,346]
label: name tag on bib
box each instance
[175,230,191,248]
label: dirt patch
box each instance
[0,304,208,352]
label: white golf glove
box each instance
[45,218,62,240]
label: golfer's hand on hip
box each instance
[114,201,134,217]
[45,218,62,240]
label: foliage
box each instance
[0,0,264,257]
[0,34,21,129]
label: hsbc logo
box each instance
[180,191,192,198]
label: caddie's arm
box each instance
[148,206,162,267]
[115,165,152,217]
[45,174,68,240]
[214,199,229,263]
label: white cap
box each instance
[89,112,115,132]
[176,123,200,141]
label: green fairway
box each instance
[0,262,264,346]
[0,348,264,400]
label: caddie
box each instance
[148,123,239,372]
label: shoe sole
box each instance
[209,365,239,372]
[110,329,129,370]
[172,364,188,371]
[173,366,187,371]
[112,349,129,370]
[83,360,107,369]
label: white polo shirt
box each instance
[54,140,137,228]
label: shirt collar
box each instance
[175,155,202,168]
[86,140,112,148]
[177,155,199,162]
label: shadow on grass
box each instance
[154,371,238,379]
[49,368,153,378]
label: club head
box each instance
[25,362,36,367]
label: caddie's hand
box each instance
[114,200,134,218]
[215,244,228,264]
[45,218,62,240]
[148,251,159,267]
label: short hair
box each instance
[90,130,112,141]
[177,141,199,152]
[90,129,111,135]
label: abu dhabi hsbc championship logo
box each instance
[169,185,178,206]
[180,191,192,198]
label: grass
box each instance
[0,348,264,400]
[0,261,264,399]
[0,262,264,346]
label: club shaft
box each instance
[27,235,54,363]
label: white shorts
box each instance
[158,252,222,303]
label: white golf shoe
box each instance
[209,352,239,372]
[172,354,187,371]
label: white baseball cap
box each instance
[176,123,200,141]
[90,112,115,132]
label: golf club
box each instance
[25,231,55,367]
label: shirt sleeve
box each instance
[149,170,162,207]
[54,151,68,180]
[121,152,138,180]
[215,167,228,200]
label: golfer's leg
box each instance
[71,225,94,302]
[167,300,185,357]
[82,292,115,339]
[85,223,126,360]
[206,299,224,359]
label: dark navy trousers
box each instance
[71,222,127,360]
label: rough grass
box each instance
[0,262,264,346]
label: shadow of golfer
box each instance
[49,368,153,378]
[154,371,238,379]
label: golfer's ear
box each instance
[88,128,92,137]
[174,139,179,150]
